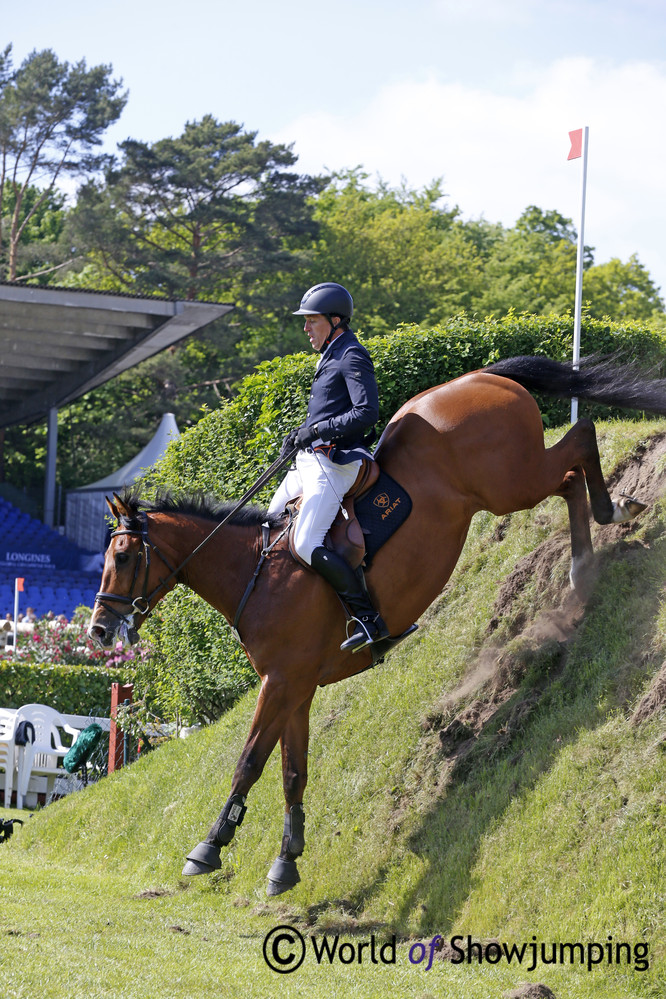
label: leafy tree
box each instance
[581,254,664,321]
[0,181,66,282]
[0,45,127,281]
[514,205,581,244]
[67,116,325,387]
[469,207,664,324]
[472,206,586,317]
[298,170,473,335]
[70,115,323,303]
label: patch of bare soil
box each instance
[424,554,581,775]
[488,535,573,637]
[431,662,555,779]
[631,659,666,726]
[503,985,558,999]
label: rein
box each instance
[94,449,296,640]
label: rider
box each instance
[268,282,390,652]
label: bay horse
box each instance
[88,355,666,895]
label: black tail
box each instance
[485,355,666,416]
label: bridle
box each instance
[94,512,179,643]
[92,449,297,644]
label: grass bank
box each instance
[2,420,665,999]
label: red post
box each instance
[108,682,134,774]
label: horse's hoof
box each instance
[182,841,221,876]
[612,495,647,523]
[182,859,216,876]
[266,878,295,897]
[266,856,300,896]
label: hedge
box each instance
[0,661,133,716]
[151,313,666,505]
[138,586,259,725]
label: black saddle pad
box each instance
[355,470,412,567]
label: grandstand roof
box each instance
[0,283,233,428]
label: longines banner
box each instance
[3,552,53,566]
[1,549,79,571]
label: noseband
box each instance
[94,513,178,641]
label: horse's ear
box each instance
[112,492,131,519]
[106,496,120,521]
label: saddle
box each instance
[287,458,381,570]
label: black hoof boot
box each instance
[267,804,305,895]
[182,841,222,876]
[267,856,301,896]
[183,792,247,876]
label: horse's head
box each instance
[87,492,172,649]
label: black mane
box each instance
[116,484,283,531]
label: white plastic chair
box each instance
[0,710,17,807]
[14,704,81,809]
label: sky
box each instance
[4,0,666,298]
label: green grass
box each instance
[2,419,666,999]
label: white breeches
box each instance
[267,449,361,564]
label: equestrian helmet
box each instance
[293,282,353,320]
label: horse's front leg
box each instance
[182,676,303,877]
[267,692,315,896]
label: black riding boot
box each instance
[310,546,389,652]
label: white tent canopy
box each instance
[65,413,180,552]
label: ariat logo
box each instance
[374,492,390,509]
[380,497,401,520]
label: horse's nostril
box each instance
[88,624,108,645]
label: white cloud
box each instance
[272,57,666,295]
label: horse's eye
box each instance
[115,552,130,566]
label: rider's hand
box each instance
[293,424,319,450]
[279,429,298,458]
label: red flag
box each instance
[16,577,24,592]
[568,128,583,160]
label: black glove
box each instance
[293,424,320,450]
[279,429,298,458]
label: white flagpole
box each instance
[571,125,589,423]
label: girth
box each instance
[231,518,291,644]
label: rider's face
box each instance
[303,313,332,352]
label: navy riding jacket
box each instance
[304,329,379,464]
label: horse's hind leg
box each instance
[549,419,647,525]
[266,693,314,896]
[556,467,594,592]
